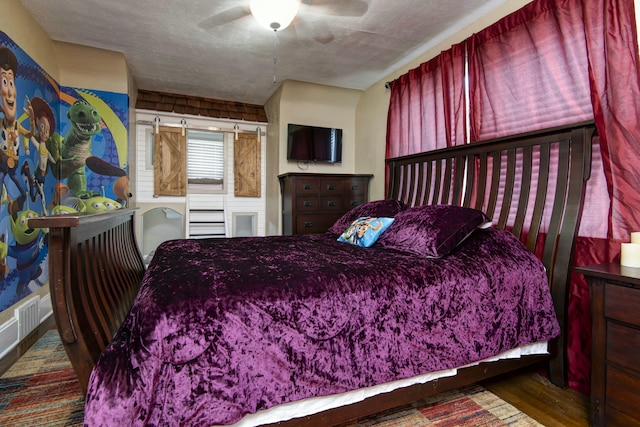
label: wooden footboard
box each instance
[29,209,145,394]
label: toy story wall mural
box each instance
[0,32,129,312]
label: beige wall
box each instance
[4,0,59,80]
[265,80,363,234]
[264,85,284,235]
[53,42,130,94]
[356,0,534,200]
[277,80,362,175]
[4,1,131,95]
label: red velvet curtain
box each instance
[386,42,466,158]
[575,0,640,394]
[385,0,640,395]
[468,0,593,141]
[583,0,640,238]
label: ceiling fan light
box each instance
[250,0,300,31]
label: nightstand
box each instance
[576,263,640,427]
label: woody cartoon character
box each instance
[340,217,383,246]
[0,45,33,208]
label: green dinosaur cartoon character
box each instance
[47,99,102,198]
[0,209,46,297]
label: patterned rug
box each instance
[0,329,84,426]
[0,329,542,426]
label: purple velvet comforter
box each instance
[84,228,559,426]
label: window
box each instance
[187,129,225,191]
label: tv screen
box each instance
[287,124,342,163]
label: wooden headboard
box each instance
[386,121,596,386]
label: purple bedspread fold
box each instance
[84,228,559,426]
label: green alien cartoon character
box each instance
[83,194,122,214]
[0,209,46,298]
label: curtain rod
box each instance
[136,120,265,135]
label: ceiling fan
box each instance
[198,0,369,44]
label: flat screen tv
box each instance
[287,123,342,163]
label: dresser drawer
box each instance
[343,179,367,195]
[344,196,366,210]
[295,197,343,212]
[605,365,640,421]
[294,180,321,195]
[320,178,344,195]
[319,196,343,212]
[604,406,640,427]
[607,322,640,373]
[295,197,320,212]
[295,214,338,234]
[605,284,640,327]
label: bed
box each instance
[29,121,596,426]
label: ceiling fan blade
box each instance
[311,22,334,44]
[198,6,251,30]
[295,15,334,44]
[302,0,368,17]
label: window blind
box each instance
[187,129,224,184]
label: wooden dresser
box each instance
[576,263,640,427]
[279,173,372,235]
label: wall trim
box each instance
[0,293,54,375]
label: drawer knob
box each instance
[351,185,359,190]
[304,201,312,207]
[303,184,313,190]
[326,184,336,191]
[351,201,360,206]
[304,221,313,228]
[328,200,336,207]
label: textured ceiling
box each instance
[19,0,513,105]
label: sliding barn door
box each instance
[234,132,261,197]
[154,126,187,196]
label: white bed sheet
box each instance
[224,341,549,427]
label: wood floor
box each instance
[481,366,590,427]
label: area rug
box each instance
[0,329,542,426]
[335,386,543,427]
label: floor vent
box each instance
[15,296,40,341]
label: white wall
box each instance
[134,110,268,252]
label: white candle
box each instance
[631,232,640,244]
[620,243,640,268]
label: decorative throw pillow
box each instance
[377,205,491,257]
[337,217,395,247]
[329,199,407,235]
